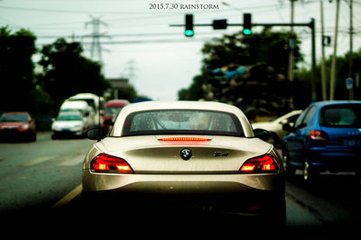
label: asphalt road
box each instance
[0,132,359,238]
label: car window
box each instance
[302,106,316,126]
[57,114,83,121]
[287,114,301,124]
[122,110,243,137]
[320,105,361,127]
[0,113,29,122]
[105,107,123,116]
[294,106,315,128]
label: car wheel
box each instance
[261,194,287,227]
[30,133,37,142]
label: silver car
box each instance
[81,100,286,225]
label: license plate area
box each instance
[343,139,361,147]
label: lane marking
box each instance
[52,184,82,208]
[22,155,58,166]
[58,154,84,166]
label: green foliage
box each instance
[179,29,304,116]
[295,48,361,104]
[0,26,37,112]
[37,38,110,109]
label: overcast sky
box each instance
[1,0,360,100]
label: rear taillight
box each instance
[239,154,279,173]
[90,153,133,174]
[310,130,328,142]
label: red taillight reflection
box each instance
[240,154,279,173]
[91,154,133,174]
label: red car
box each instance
[0,111,37,142]
[102,99,129,130]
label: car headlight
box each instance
[19,123,30,131]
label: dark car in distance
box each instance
[282,100,361,183]
[0,111,37,142]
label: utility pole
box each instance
[348,0,354,100]
[330,0,340,100]
[310,18,317,102]
[288,0,296,107]
[320,0,328,100]
[288,0,296,83]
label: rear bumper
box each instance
[308,147,361,172]
[0,129,35,141]
[81,172,285,217]
[52,130,83,137]
[83,187,284,216]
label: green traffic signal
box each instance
[242,29,252,36]
[184,29,194,37]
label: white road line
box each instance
[22,155,58,166]
[58,154,84,166]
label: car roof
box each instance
[311,100,361,107]
[61,100,90,107]
[3,111,29,114]
[105,99,129,107]
[2,111,31,115]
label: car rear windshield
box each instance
[320,104,361,128]
[122,110,244,137]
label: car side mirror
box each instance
[86,127,107,140]
[103,119,114,126]
[253,128,272,141]
[282,123,294,132]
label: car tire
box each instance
[27,133,36,142]
[261,194,287,227]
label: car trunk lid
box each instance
[95,135,272,173]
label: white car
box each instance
[81,100,286,226]
[251,110,303,147]
[51,111,89,139]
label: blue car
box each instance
[282,100,361,183]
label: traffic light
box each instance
[184,14,194,37]
[243,13,252,36]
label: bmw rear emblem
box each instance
[180,148,192,160]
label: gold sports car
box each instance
[81,100,286,226]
